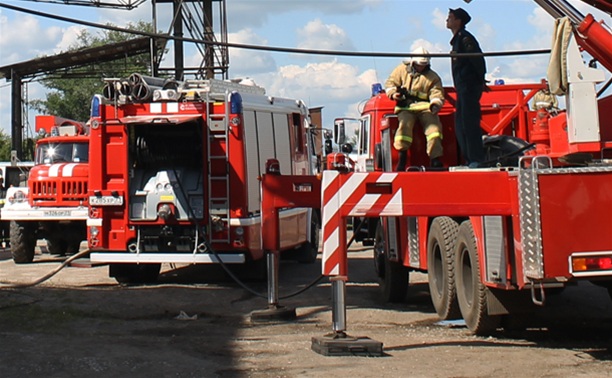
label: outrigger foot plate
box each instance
[311,332,383,357]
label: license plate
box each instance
[43,210,71,217]
[89,196,124,206]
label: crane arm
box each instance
[466,0,612,73]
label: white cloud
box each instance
[246,60,377,128]
[227,29,276,75]
[273,60,374,99]
[54,25,87,53]
[297,19,355,52]
[98,4,152,28]
[487,7,555,84]
[432,8,448,32]
[476,23,497,52]
[227,0,383,30]
[0,14,64,65]
[1,14,72,134]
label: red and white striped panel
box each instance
[321,171,403,276]
[48,163,79,177]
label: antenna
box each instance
[370,40,379,84]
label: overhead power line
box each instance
[0,2,552,60]
[17,0,147,10]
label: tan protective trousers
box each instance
[393,110,443,159]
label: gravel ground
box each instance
[0,245,611,377]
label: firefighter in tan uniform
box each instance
[385,47,445,170]
[531,85,558,111]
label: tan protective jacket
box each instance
[385,63,445,111]
[532,89,558,110]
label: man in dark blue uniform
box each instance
[447,7,487,168]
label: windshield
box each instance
[36,142,89,164]
[343,119,360,150]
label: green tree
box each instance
[31,21,156,121]
[0,130,12,161]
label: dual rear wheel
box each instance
[429,218,500,334]
[374,220,409,302]
[454,220,501,334]
[376,216,500,334]
[427,217,461,320]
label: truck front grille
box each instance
[30,179,89,206]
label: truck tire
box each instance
[46,238,67,256]
[455,221,500,335]
[110,263,161,284]
[374,220,409,302]
[427,216,461,320]
[10,220,37,264]
[294,210,321,264]
[66,241,83,255]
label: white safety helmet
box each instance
[411,47,430,66]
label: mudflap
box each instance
[486,288,536,316]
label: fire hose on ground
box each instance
[0,244,324,301]
[0,248,92,288]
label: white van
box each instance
[0,161,34,191]
[0,161,34,248]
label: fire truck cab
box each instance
[1,115,89,263]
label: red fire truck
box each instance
[317,0,612,336]
[1,115,89,263]
[87,76,321,283]
[321,0,612,334]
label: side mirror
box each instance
[324,139,333,154]
[334,119,346,145]
[19,173,28,186]
[374,143,383,170]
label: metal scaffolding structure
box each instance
[1,0,229,159]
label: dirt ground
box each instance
[1,243,612,378]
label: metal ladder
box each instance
[206,90,231,243]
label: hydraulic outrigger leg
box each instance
[250,249,297,323]
[310,276,383,357]
[311,170,383,357]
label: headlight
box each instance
[157,204,172,220]
[9,190,27,204]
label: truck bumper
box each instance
[90,252,246,264]
[1,207,89,221]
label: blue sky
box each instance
[1,0,610,136]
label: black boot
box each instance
[396,150,407,172]
[430,157,443,168]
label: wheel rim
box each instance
[460,245,474,308]
[432,243,444,298]
[374,225,385,278]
